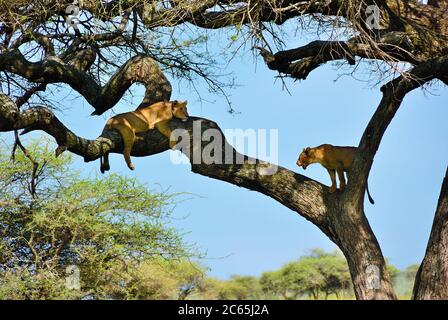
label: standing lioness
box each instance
[296,144,374,204]
[100,100,189,173]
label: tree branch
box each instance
[255,36,424,80]
[347,55,448,208]
[0,92,332,236]
[0,50,171,115]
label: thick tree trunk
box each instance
[413,166,448,299]
[326,201,396,299]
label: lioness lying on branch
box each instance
[100,100,189,173]
[296,144,374,204]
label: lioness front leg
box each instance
[336,167,346,192]
[326,168,337,193]
[148,113,157,129]
[155,122,176,149]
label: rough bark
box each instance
[413,166,448,299]
[327,202,396,299]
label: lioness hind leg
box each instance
[104,153,110,171]
[113,124,136,170]
[100,155,105,174]
[336,167,346,192]
[100,153,110,174]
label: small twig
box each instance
[11,130,39,199]
[132,9,138,42]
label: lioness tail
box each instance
[366,182,375,205]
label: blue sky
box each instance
[6,27,447,279]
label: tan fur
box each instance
[296,144,374,204]
[100,100,189,173]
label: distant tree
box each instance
[259,270,287,299]
[391,264,420,298]
[124,259,206,300]
[386,262,401,283]
[221,276,262,300]
[176,260,208,300]
[0,141,194,299]
[269,249,351,299]
[313,251,352,299]
[201,275,263,300]
[196,278,224,300]
[281,259,324,299]
[404,264,420,282]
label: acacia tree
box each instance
[0,141,194,299]
[0,0,447,299]
[271,250,351,300]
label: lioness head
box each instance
[171,100,189,122]
[296,147,312,170]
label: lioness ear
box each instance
[304,147,311,155]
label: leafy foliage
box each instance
[197,276,263,300]
[263,249,352,299]
[0,140,199,299]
